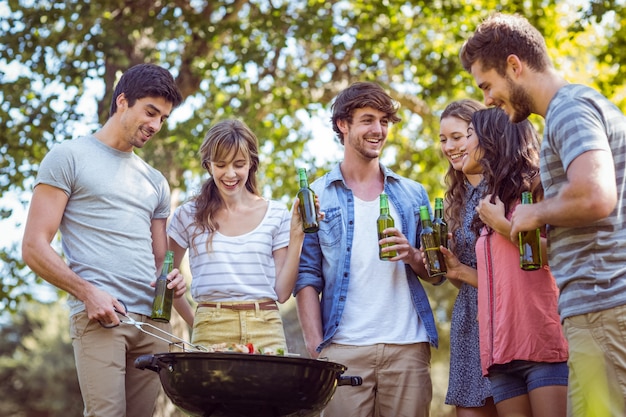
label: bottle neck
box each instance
[419,206,431,228]
[298,169,308,189]
[380,194,390,214]
[161,254,173,276]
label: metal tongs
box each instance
[100,300,208,353]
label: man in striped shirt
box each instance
[460,12,626,417]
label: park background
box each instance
[1,0,625,416]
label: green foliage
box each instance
[0,299,82,417]
[0,241,34,312]
[1,2,625,415]
[1,0,624,318]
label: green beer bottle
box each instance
[377,193,397,260]
[419,205,446,277]
[297,168,319,233]
[518,192,542,271]
[151,250,174,322]
[433,197,448,249]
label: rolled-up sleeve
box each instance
[294,231,324,295]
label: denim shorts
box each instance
[488,360,569,403]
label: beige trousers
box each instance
[564,304,626,417]
[320,342,432,417]
[70,311,170,417]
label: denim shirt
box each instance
[294,163,439,352]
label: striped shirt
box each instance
[542,84,626,320]
[168,199,290,302]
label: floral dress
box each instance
[445,180,493,407]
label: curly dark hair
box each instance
[469,107,542,236]
[460,13,552,77]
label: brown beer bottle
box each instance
[518,192,542,270]
[377,193,397,260]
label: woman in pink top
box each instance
[441,107,568,417]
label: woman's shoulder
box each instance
[267,199,289,212]
[268,197,286,206]
[171,200,201,224]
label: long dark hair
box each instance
[470,107,542,235]
[440,99,486,236]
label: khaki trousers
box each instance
[564,304,626,417]
[192,301,287,352]
[70,311,170,417]
[320,343,432,417]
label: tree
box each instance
[0,299,83,417]
[1,0,623,332]
[1,0,624,318]
[2,0,471,309]
[1,0,624,344]
[1,1,624,415]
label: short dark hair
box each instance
[460,13,552,76]
[331,82,401,145]
[109,63,183,117]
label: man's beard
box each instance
[507,76,533,123]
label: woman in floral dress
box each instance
[438,100,498,417]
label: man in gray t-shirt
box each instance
[22,64,186,417]
[460,12,626,417]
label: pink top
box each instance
[475,208,568,376]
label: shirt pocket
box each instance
[318,206,342,247]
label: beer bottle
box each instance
[297,168,319,233]
[151,250,174,322]
[518,192,542,270]
[433,197,448,249]
[420,205,446,277]
[377,193,397,260]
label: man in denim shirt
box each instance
[294,82,441,417]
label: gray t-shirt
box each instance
[542,84,626,319]
[35,135,170,316]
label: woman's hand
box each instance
[441,246,479,288]
[291,196,325,236]
[477,194,511,237]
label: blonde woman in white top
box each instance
[168,119,308,352]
